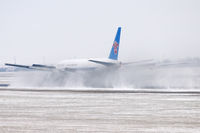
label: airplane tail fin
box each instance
[109,27,121,60]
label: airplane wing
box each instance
[5,63,56,71]
[5,63,33,69]
[32,64,56,69]
[5,63,94,72]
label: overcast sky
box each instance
[0,0,200,64]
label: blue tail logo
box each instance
[109,27,121,60]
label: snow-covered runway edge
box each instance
[1,87,200,94]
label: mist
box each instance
[10,60,200,89]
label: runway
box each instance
[0,71,200,132]
[0,87,200,132]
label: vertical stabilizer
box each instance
[109,27,121,60]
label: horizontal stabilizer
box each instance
[122,59,154,65]
[88,60,116,66]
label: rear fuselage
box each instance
[56,58,121,71]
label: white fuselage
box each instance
[56,58,120,71]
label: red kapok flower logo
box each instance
[113,41,119,55]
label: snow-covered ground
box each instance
[0,89,199,132]
[0,65,200,132]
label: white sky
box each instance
[0,0,200,64]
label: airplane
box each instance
[5,27,153,72]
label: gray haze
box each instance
[0,0,200,64]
